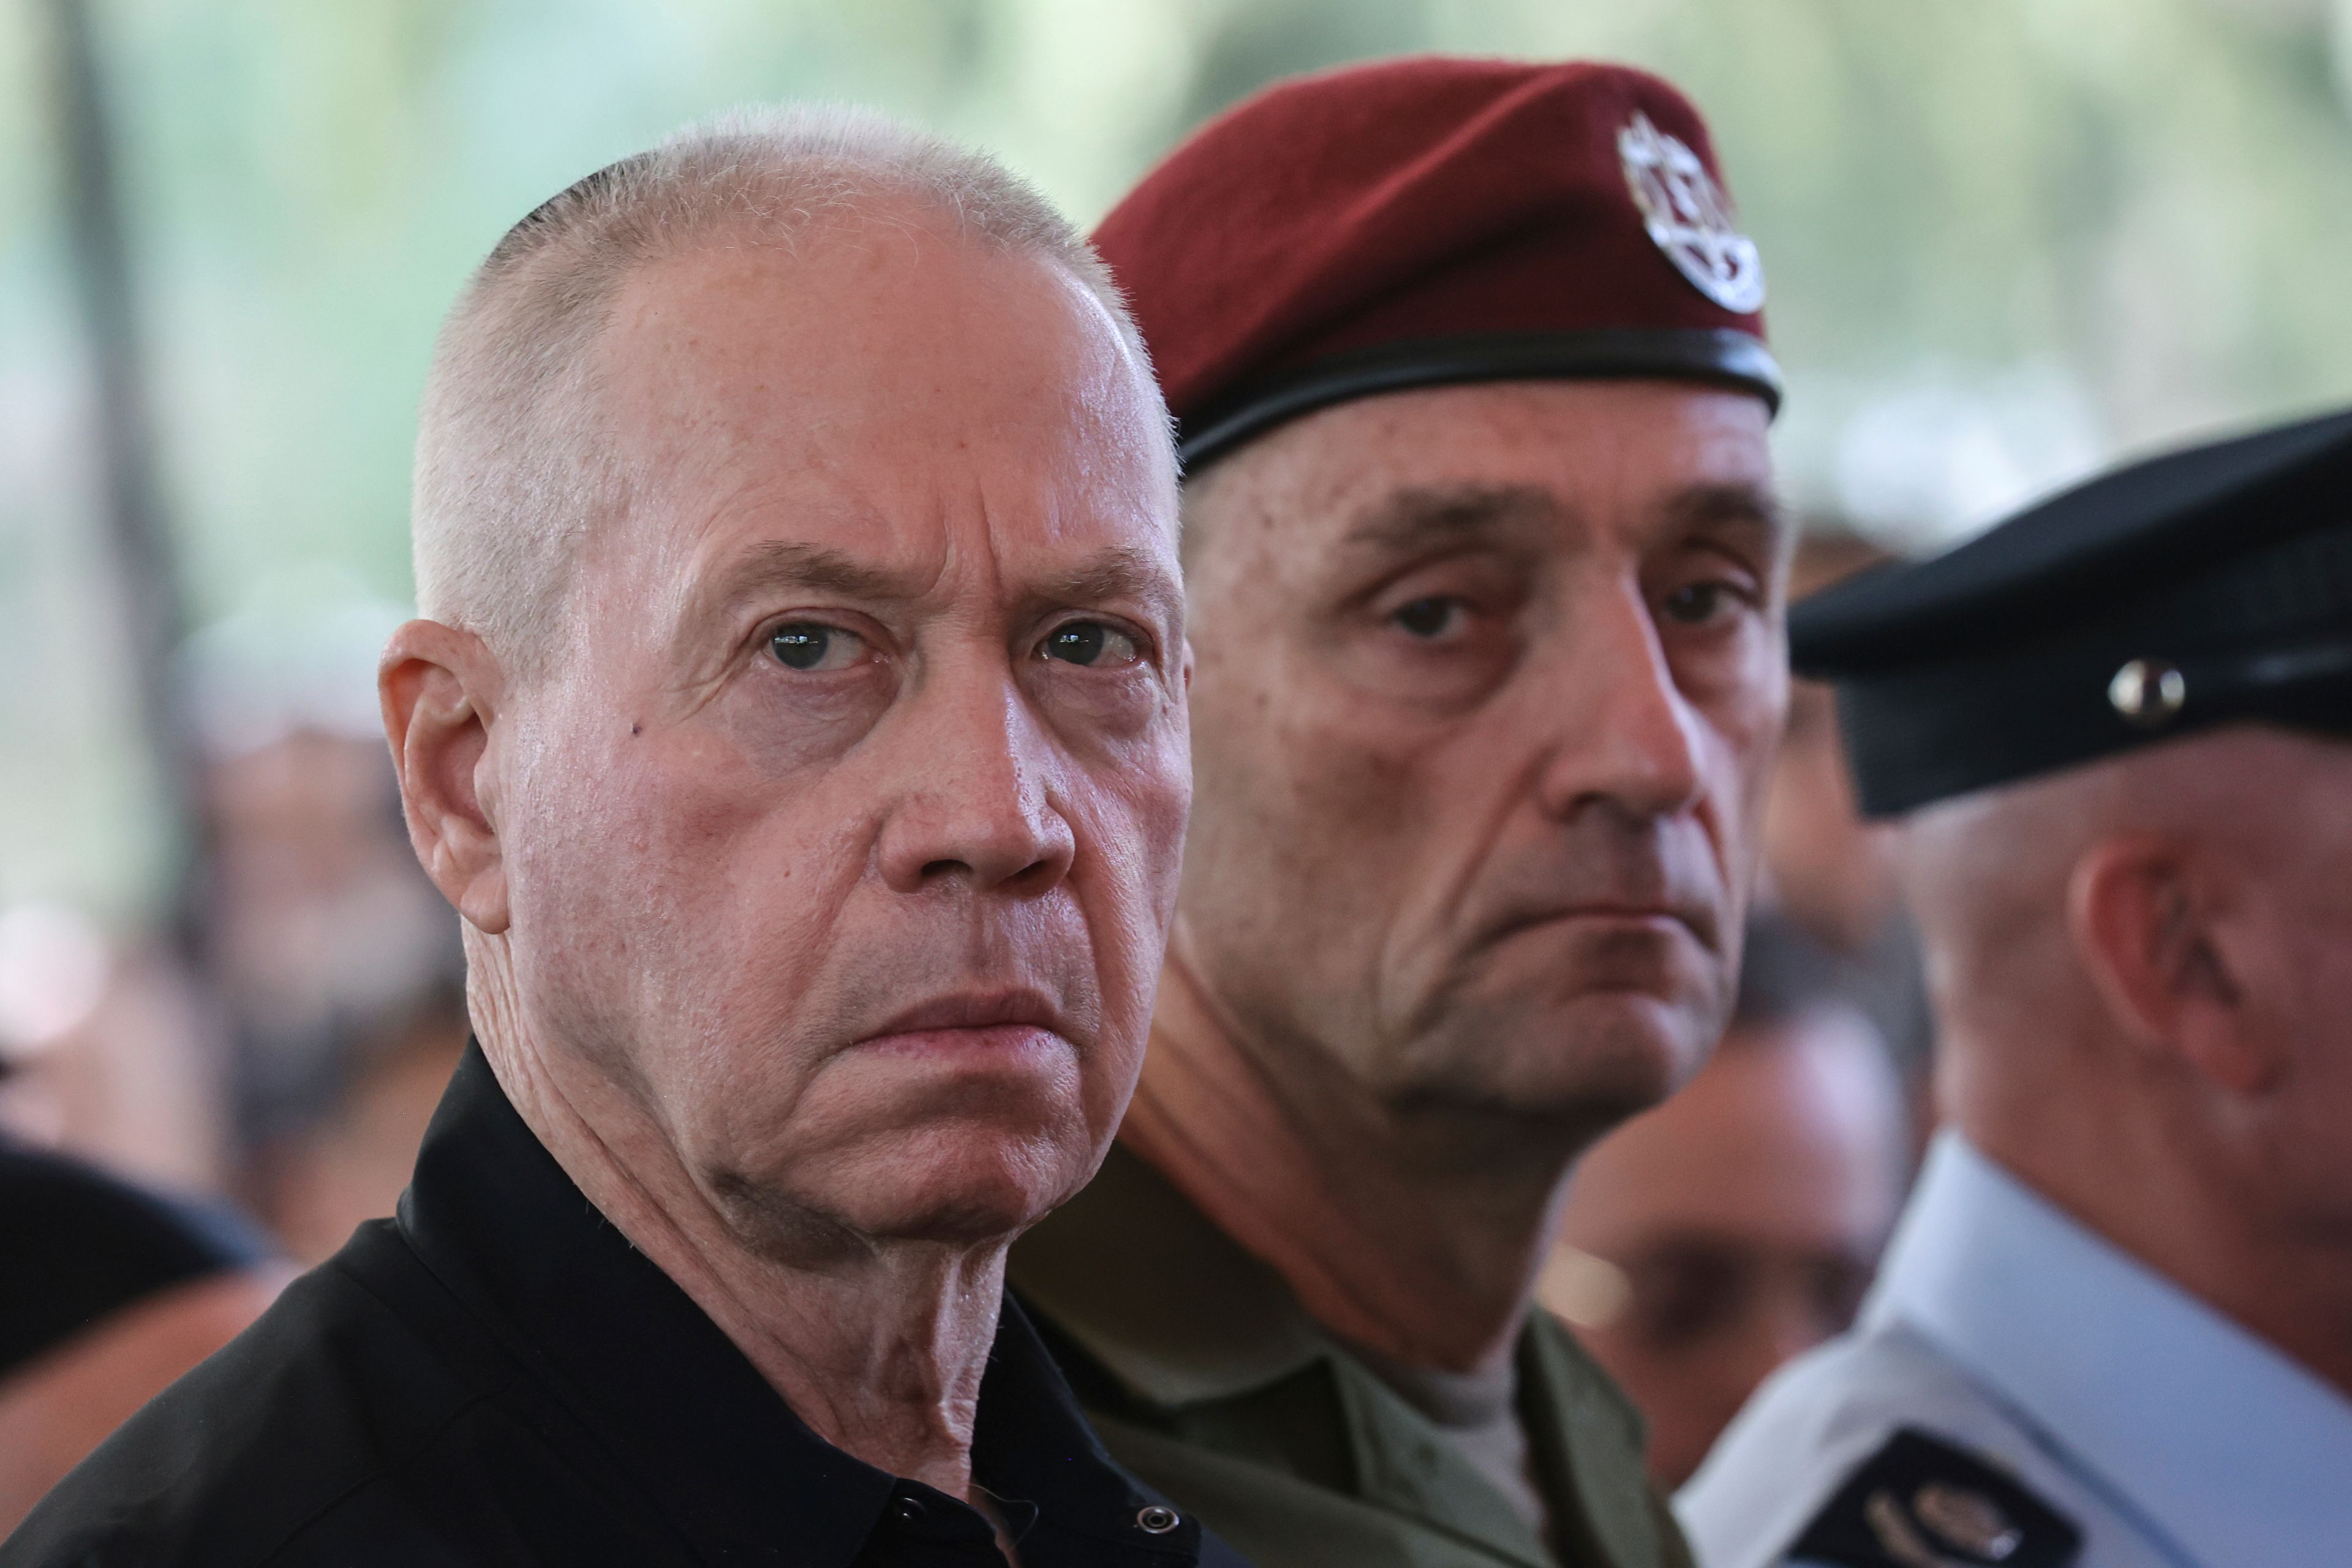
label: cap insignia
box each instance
[2108,658,2186,728]
[1618,112,1765,314]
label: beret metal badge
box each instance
[1618,112,1765,314]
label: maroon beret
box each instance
[1095,56,1779,469]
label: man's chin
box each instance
[726,1128,1098,1256]
[1390,988,1717,1128]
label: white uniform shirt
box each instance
[1676,1132,2352,1567]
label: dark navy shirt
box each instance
[4,1046,1249,1567]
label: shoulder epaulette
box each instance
[1781,1427,2081,1567]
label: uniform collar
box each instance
[1866,1131,2352,1568]
[398,1043,1209,1567]
[1006,1138,1325,1406]
[1011,1139,1672,1568]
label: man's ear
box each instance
[380,619,511,935]
[2067,835,2272,1095]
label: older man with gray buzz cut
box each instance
[6,108,1243,1568]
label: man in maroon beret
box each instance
[1009,56,1789,1568]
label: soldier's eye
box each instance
[1041,621,1141,667]
[1392,596,1466,639]
[769,623,867,672]
[1662,581,1736,627]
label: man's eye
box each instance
[1661,581,1740,627]
[1391,597,1466,639]
[768,623,866,672]
[1040,621,1141,667]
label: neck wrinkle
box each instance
[464,933,1004,1502]
[1120,944,1573,1377]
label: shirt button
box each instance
[1136,1504,1180,1534]
[891,1494,929,1526]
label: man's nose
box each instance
[875,667,1077,896]
[1531,580,1708,821]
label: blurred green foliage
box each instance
[6,0,2352,916]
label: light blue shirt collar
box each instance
[1864,1131,2352,1567]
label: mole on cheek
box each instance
[631,722,644,737]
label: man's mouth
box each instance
[1482,901,1717,952]
[854,988,1074,1055]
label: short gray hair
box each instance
[411,105,1159,669]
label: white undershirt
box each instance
[1349,1343,1551,1539]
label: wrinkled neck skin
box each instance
[466,937,1006,1506]
[1120,940,1585,1378]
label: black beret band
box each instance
[1177,327,1783,470]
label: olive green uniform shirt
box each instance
[1009,1145,1695,1568]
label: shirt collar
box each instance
[399,1043,1205,1567]
[1011,1139,1672,1568]
[1006,1139,1325,1406]
[1866,1130,2352,1567]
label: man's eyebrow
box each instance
[1665,480,1789,541]
[688,538,1182,633]
[1023,545,1184,625]
[701,540,930,611]
[1342,484,1560,553]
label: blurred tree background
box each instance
[7,0,2352,921]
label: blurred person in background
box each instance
[1759,533,1896,957]
[1757,530,1932,1109]
[181,593,464,1166]
[0,597,464,1535]
[252,982,467,1265]
[1011,58,1785,1568]
[9,107,1238,1567]
[0,899,287,1536]
[0,907,232,1200]
[0,1110,285,1534]
[0,589,459,1231]
[1540,917,1908,1490]
[1681,410,2352,1566]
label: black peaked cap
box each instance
[1790,405,2352,818]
